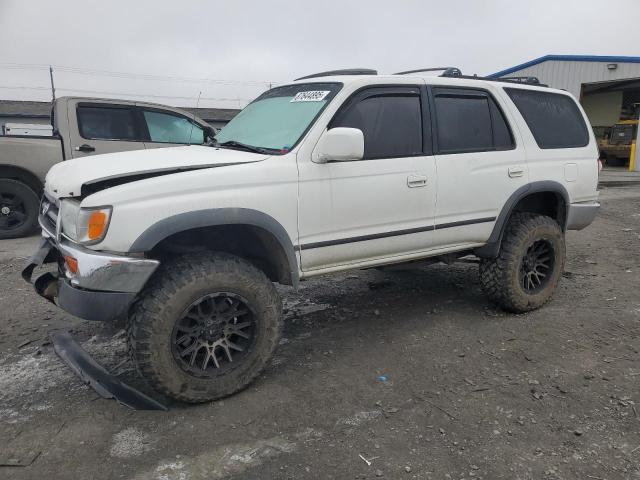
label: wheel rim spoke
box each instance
[171,292,256,378]
[181,341,198,358]
[520,239,555,294]
[226,339,244,352]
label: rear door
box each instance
[430,86,528,247]
[67,101,146,158]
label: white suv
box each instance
[23,68,600,403]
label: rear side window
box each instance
[433,88,514,154]
[77,106,138,141]
[331,91,423,159]
[506,89,589,149]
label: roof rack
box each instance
[294,69,377,81]
[394,67,462,77]
[293,67,548,88]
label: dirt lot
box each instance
[1,185,639,480]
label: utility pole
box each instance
[634,120,640,172]
[49,65,56,101]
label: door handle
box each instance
[75,144,95,153]
[407,174,428,188]
[508,166,524,178]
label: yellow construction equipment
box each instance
[598,119,638,168]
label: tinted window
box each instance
[434,94,493,152]
[433,89,515,153]
[332,93,422,159]
[143,110,204,144]
[506,89,589,149]
[77,106,137,141]
[489,98,513,150]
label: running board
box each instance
[50,330,167,411]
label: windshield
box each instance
[215,82,342,154]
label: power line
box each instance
[0,62,277,87]
[0,86,50,91]
[0,84,252,103]
[56,87,251,102]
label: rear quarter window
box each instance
[505,88,589,149]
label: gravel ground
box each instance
[0,185,639,480]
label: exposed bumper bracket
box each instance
[50,330,167,411]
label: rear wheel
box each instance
[127,252,283,403]
[479,213,565,313]
[0,179,39,239]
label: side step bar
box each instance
[50,331,167,411]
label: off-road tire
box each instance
[479,213,565,313]
[127,252,283,403]
[0,179,39,239]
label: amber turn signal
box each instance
[87,211,108,240]
[64,255,78,274]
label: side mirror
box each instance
[313,127,364,163]
[203,126,217,144]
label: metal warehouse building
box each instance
[490,55,640,168]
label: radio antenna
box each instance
[49,65,56,102]
[189,90,202,146]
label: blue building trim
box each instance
[489,55,640,78]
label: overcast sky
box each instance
[1,0,639,109]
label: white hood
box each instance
[45,145,268,199]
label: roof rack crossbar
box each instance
[394,67,462,77]
[451,75,548,87]
[500,76,542,85]
[294,69,378,81]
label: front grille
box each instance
[39,195,58,237]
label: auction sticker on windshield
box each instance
[290,91,330,102]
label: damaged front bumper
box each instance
[22,234,159,322]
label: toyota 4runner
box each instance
[23,68,600,403]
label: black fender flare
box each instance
[475,181,569,259]
[129,208,299,287]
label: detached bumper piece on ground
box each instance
[50,330,167,411]
[22,241,166,410]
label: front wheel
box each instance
[127,252,283,403]
[479,213,565,313]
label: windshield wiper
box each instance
[216,140,272,154]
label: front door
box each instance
[138,107,206,149]
[297,86,437,272]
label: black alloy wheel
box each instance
[519,239,555,293]
[0,179,40,239]
[171,293,256,378]
[0,190,28,231]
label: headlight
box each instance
[60,199,112,244]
